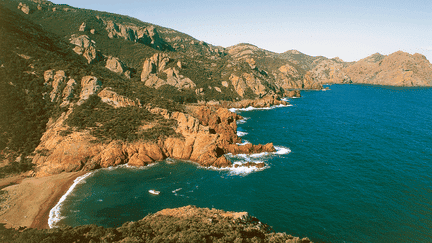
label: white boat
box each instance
[149,190,160,195]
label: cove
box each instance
[55,84,432,243]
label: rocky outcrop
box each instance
[141,53,196,90]
[78,76,102,104]
[229,73,267,97]
[98,88,137,108]
[141,53,169,83]
[43,70,77,105]
[105,56,129,78]
[229,94,289,109]
[103,20,169,50]
[18,3,31,14]
[328,51,432,86]
[32,101,277,176]
[70,35,101,64]
[61,79,77,106]
[49,70,66,102]
[78,22,88,32]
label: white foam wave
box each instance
[236,140,251,146]
[124,162,158,169]
[237,131,248,137]
[281,97,290,102]
[236,117,249,124]
[274,146,291,155]
[48,172,94,228]
[204,163,268,175]
[230,104,293,112]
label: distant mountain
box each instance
[326,51,432,86]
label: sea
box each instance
[50,84,432,243]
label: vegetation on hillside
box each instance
[66,95,180,142]
[0,206,311,243]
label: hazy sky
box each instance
[54,0,432,62]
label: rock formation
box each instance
[70,35,101,64]
[229,73,267,97]
[32,101,276,176]
[61,79,77,106]
[229,94,289,109]
[78,22,88,32]
[105,56,129,78]
[103,20,169,50]
[43,70,77,105]
[141,53,196,90]
[17,2,31,14]
[78,76,102,104]
[98,88,138,108]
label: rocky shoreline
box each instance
[31,93,292,177]
[0,94,294,231]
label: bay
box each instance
[56,84,432,242]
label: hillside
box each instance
[0,0,431,182]
[326,51,432,86]
[0,206,311,243]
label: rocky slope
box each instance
[0,205,312,242]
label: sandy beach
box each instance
[0,171,87,229]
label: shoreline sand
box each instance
[0,171,87,229]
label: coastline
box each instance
[0,95,294,230]
[0,171,87,229]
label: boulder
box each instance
[105,56,125,74]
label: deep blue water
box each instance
[57,85,432,242]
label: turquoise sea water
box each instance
[56,84,432,242]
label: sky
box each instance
[54,0,432,62]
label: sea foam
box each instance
[229,104,292,113]
[48,172,94,228]
[237,131,248,137]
